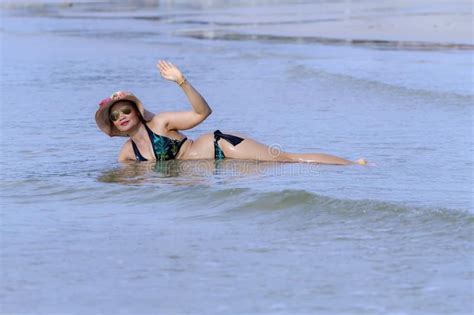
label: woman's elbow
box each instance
[193,109,211,126]
[200,108,212,120]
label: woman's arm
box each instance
[118,140,135,162]
[155,60,212,131]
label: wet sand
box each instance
[174,0,473,48]
[2,0,472,49]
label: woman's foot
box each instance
[355,158,368,165]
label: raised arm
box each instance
[155,60,212,131]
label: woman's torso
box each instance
[130,123,189,161]
[127,123,243,161]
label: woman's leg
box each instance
[217,134,357,165]
[180,132,364,165]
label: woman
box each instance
[95,60,367,165]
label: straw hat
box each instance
[95,91,154,137]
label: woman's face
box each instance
[110,101,140,133]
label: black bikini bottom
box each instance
[213,130,245,160]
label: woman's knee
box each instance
[274,151,294,162]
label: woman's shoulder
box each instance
[146,114,172,135]
[148,113,168,129]
[146,113,187,139]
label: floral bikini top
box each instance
[131,124,187,161]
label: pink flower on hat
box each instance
[111,91,131,100]
[99,97,112,107]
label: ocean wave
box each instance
[2,175,472,218]
[226,189,472,218]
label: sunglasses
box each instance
[110,107,133,122]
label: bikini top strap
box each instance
[144,124,155,140]
[131,140,148,161]
[143,124,158,160]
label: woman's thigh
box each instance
[218,134,290,162]
[180,131,290,161]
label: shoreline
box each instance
[179,30,474,51]
[1,0,473,49]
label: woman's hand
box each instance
[153,59,212,130]
[157,60,184,83]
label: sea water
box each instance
[0,1,473,314]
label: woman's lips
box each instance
[120,121,129,126]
